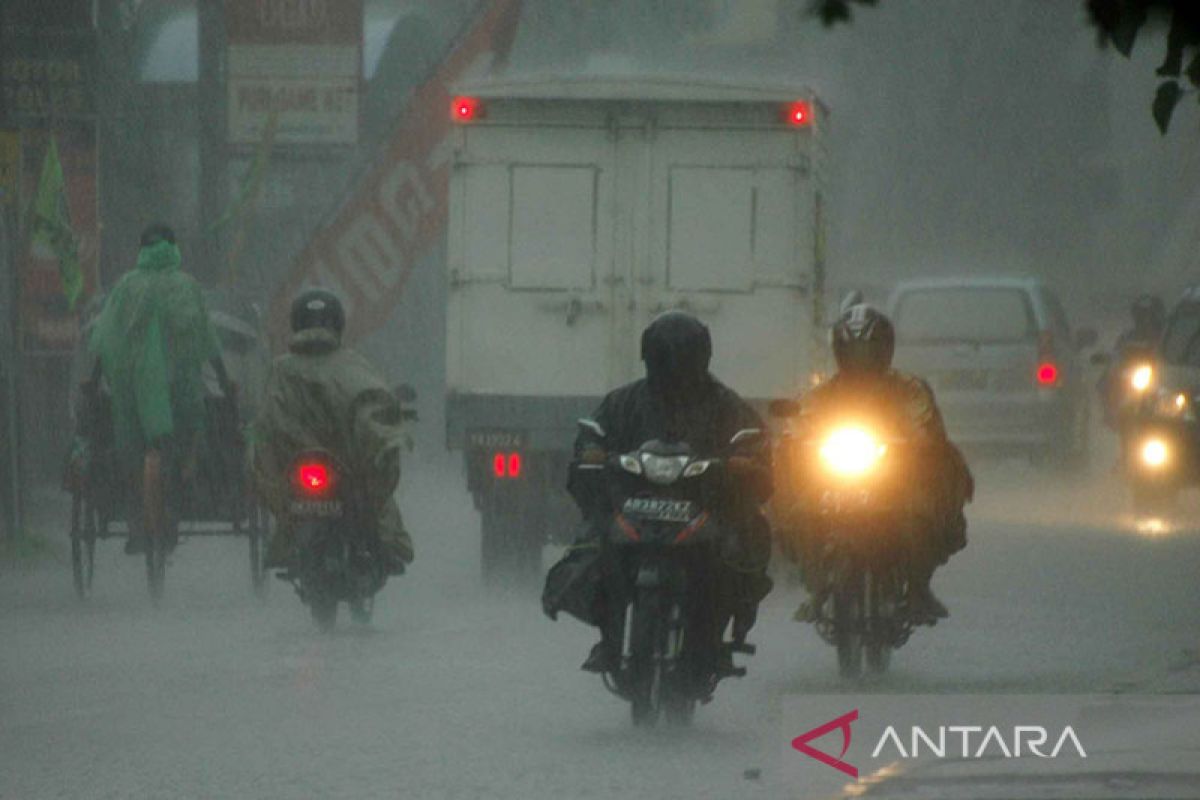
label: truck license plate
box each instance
[622,497,696,523]
[468,429,527,450]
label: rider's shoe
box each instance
[906,587,949,622]
[581,641,619,674]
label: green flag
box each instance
[29,137,82,310]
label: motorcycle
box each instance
[285,449,387,631]
[773,402,920,678]
[572,419,760,727]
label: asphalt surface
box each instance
[2,450,1199,799]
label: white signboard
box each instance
[226,0,362,146]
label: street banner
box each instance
[268,0,523,345]
[18,125,98,353]
[226,0,363,147]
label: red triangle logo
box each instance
[792,709,859,779]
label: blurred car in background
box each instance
[887,276,1096,466]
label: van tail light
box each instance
[492,451,524,479]
[1036,331,1059,386]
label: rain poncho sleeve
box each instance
[87,241,220,465]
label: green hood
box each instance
[136,240,181,273]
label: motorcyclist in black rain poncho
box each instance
[543,311,773,674]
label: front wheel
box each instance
[628,590,664,727]
[833,577,864,680]
[69,493,95,600]
[864,571,895,675]
[1131,481,1177,516]
[142,451,167,605]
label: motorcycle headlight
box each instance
[1152,389,1192,419]
[1130,363,1155,394]
[640,453,688,485]
[819,427,886,477]
[1140,437,1170,469]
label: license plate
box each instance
[289,499,344,518]
[467,429,526,450]
[819,488,873,513]
[622,497,696,522]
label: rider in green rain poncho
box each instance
[87,224,230,549]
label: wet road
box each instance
[2,455,1200,799]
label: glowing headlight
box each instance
[1130,364,1154,393]
[1140,438,1169,469]
[1153,389,1191,418]
[819,427,886,477]
[640,453,688,485]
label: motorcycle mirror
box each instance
[394,383,417,403]
[577,418,606,439]
[768,399,800,418]
[729,428,763,446]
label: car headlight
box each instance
[1152,389,1192,419]
[1130,363,1155,394]
[1140,437,1170,469]
[819,427,886,477]
[640,453,689,485]
[682,460,712,478]
[619,454,642,474]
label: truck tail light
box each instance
[492,451,523,479]
[784,100,813,126]
[452,96,482,122]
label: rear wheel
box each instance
[142,451,167,605]
[248,506,270,598]
[69,493,95,600]
[480,503,542,587]
[310,595,338,632]
[833,575,864,680]
[349,595,374,625]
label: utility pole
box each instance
[197,0,227,285]
[0,201,22,540]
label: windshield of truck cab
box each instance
[893,288,1036,344]
[1161,303,1200,366]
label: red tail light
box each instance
[492,451,524,479]
[1036,331,1059,385]
[784,100,813,126]
[296,462,332,495]
[452,96,481,122]
[1036,363,1059,385]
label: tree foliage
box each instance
[806,0,1200,133]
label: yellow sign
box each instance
[0,130,18,207]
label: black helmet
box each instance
[1131,294,1165,332]
[140,222,176,247]
[641,311,712,389]
[832,303,895,373]
[290,288,346,336]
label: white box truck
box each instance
[444,75,828,579]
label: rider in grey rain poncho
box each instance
[250,289,414,574]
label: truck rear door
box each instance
[636,124,813,399]
[448,125,618,397]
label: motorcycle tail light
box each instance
[1036,362,1059,385]
[296,461,334,496]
